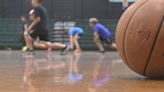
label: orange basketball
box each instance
[116,0,164,77]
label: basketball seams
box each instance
[144,16,164,76]
[122,0,150,73]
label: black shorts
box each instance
[99,37,113,45]
[75,33,83,37]
[30,29,48,41]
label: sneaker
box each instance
[21,46,28,52]
[27,49,35,55]
[61,45,70,55]
[99,50,106,54]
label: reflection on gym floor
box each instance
[0,51,163,92]
[23,53,113,92]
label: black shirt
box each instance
[32,5,48,31]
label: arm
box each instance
[24,24,28,31]
[93,25,99,40]
[26,17,41,32]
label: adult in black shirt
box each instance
[26,0,48,41]
[24,0,70,55]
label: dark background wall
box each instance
[0,0,134,49]
[0,0,131,19]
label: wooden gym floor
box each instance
[0,51,164,92]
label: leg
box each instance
[50,42,66,49]
[35,31,52,53]
[105,38,117,49]
[50,42,71,55]
[21,32,28,52]
[24,31,34,51]
[70,36,75,50]
[21,31,26,46]
[36,31,70,55]
[38,31,67,49]
[94,36,105,52]
[74,34,81,53]
[33,41,50,49]
[34,40,69,54]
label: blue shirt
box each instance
[94,23,112,39]
[69,27,84,37]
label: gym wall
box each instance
[0,0,130,19]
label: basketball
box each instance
[116,0,164,77]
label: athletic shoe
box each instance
[27,49,35,55]
[61,45,70,55]
[99,50,106,54]
[21,46,28,52]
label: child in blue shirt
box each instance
[65,27,84,52]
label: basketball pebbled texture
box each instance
[116,0,164,77]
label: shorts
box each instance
[30,29,48,41]
[99,36,112,45]
[73,33,83,37]
[77,33,83,37]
